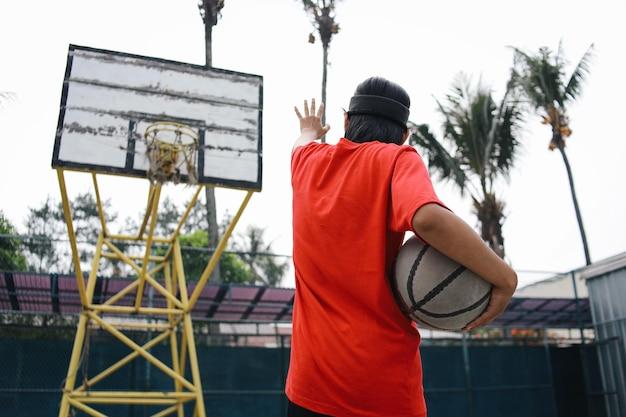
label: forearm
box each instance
[412,203,517,292]
[293,130,319,151]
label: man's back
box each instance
[287,138,443,417]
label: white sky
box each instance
[1,0,625,289]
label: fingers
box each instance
[294,106,303,120]
[463,296,505,332]
[317,102,325,119]
[311,98,316,117]
[304,100,310,117]
[464,309,494,332]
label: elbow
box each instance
[506,270,519,294]
[411,204,441,237]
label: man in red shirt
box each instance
[287,77,517,417]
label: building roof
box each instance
[0,271,592,329]
[577,251,626,280]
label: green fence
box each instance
[0,331,606,417]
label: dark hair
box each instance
[344,77,410,145]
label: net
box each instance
[143,122,199,184]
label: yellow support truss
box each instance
[56,169,254,417]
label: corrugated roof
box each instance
[0,271,591,329]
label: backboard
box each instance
[52,45,263,190]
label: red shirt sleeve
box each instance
[389,147,446,233]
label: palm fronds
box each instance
[564,44,594,102]
[408,123,467,193]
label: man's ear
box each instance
[343,112,349,131]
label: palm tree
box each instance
[233,226,289,287]
[198,0,225,281]
[410,76,523,258]
[511,43,593,265]
[301,0,341,142]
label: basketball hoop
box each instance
[144,122,198,184]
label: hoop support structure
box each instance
[56,168,255,417]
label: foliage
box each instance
[197,0,225,26]
[23,197,63,272]
[0,211,27,271]
[301,0,341,47]
[511,43,594,265]
[409,75,523,257]
[22,193,116,273]
[179,230,253,284]
[511,43,593,149]
[14,192,288,285]
[233,225,290,287]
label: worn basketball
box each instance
[392,237,492,331]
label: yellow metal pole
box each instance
[164,262,185,417]
[59,233,103,417]
[138,184,156,239]
[183,314,206,417]
[58,313,90,417]
[99,320,173,331]
[73,397,189,405]
[86,233,104,301]
[151,405,179,417]
[103,239,184,309]
[91,173,109,237]
[102,252,166,263]
[172,261,188,383]
[71,391,196,399]
[109,233,172,244]
[87,312,196,391]
[172,185,203,240]
[174,240,207,417]
[91,304,183,316]
[162,185,204,261]
[77,329,174,391]
[66,398,106,417]
[102,280,138,306]
[56,168,87,306]
[136,184,162,309]
[188,190,254,310]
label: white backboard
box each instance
[52,45,263,190]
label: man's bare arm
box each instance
[293,99,330,151]
[412,203,518,330]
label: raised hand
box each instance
[294,98,330,141]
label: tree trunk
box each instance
[203,6,221,282]
[473,194,506,259]
[321,44,328,143]
[557,145,592,265]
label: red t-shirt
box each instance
[287,138,445,417]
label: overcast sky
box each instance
[1,0,625,289]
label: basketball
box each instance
[393,236,492,331]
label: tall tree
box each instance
[23,193,116,273]
[511,43,594,265]
[0,211,27,271]
[179,230,252,284]
[232,225,289,286]
[410,76,523,258]
[302,0,341,140]
[198,0,225,281]
[23,197,63,272]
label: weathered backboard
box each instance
[52,45,263,190]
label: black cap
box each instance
[347,94,410,128]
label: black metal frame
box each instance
[51,44,264,191]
